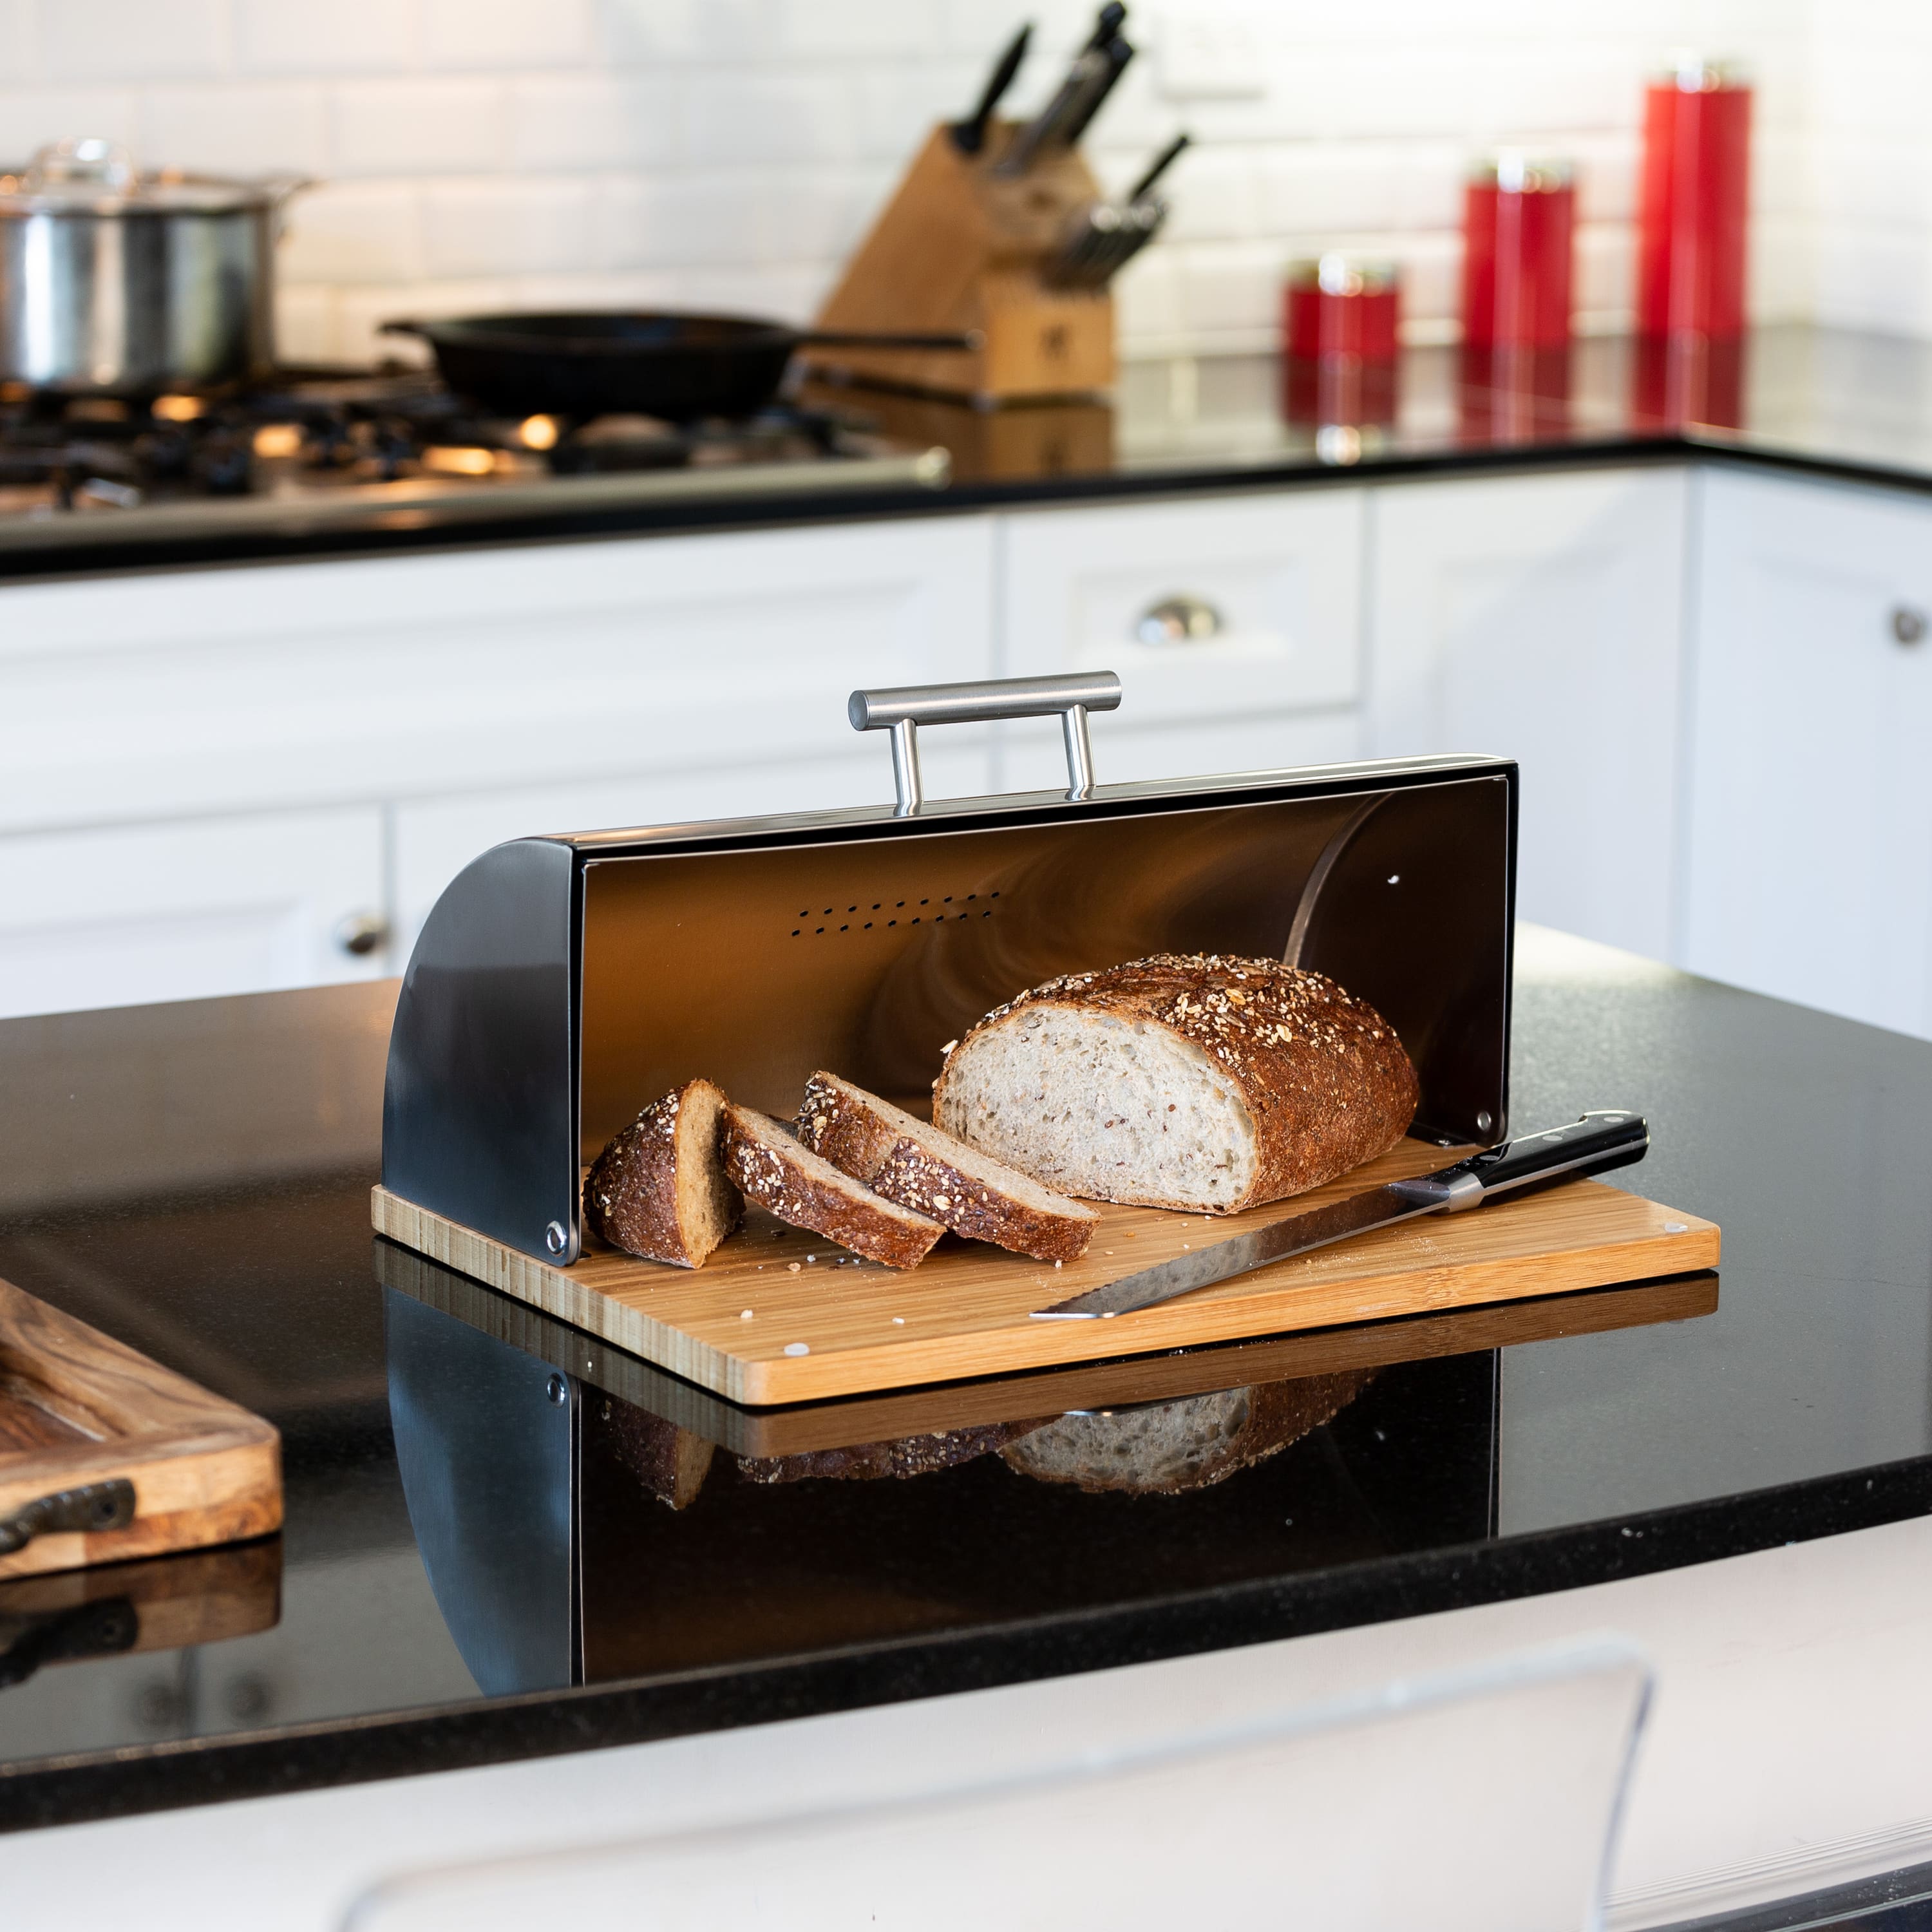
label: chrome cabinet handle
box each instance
[849,672,1123,815]
[334,911,392,958]
[1135,594,1224,646]
[1892,605,1927,646]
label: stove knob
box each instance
[333,911,391,958]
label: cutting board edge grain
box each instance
[0,1274,283,1581]
[371,1177,1720,1408]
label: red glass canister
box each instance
[1284,255,1400,361]
[1637,59,1751,339]
[1461,154,1575,350]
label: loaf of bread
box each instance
[1000,1372,1372,1496]
[719,1102,945,1269]
[737,1417,1047,1486]
[932,952,1419,1213]
[794,1071,1099,1263]
[583,1078,742,1267]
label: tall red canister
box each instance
[1637,58,1751,339]
[1462,153,1575,350]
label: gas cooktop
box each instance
[0,365,949,549]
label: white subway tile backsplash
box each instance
[423,178,597,278]
[235,0,419,77]
[421,0,593,71]
[332,79,509,177]
[37,0,227,83]
[140,84,329,176]
[507,76,679,171]
[0,0,1918,357]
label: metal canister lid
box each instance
[1285,254,1399,297]
[1468,152,1575,193]
[1653,55,1749,91]
[0,139,288,214]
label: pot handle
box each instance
[378,320,427,337]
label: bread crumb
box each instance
[788,1262,802,1273]
[740,1308,754,1320]
[784,1341,810,1356]
[1054,1258,1062,1268]
[893,1316,905,1325]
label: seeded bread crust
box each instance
[719,1102,944,1269]
[603,1397,715,1510]
[1000,1371,1372,1496]
[583,1078,742,1267]
[737,1417,1048,1485]
[795,1071,1099,1263]
[932,952,1419,1213]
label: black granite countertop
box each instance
[6,325,1932,580]
[2,925,1930,1831]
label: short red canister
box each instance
[1637,58,1752,339]
[1283,255,1400,362]
[1461,153,1575,350]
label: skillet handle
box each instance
[377,319,426,337]
[848,672,1122,815]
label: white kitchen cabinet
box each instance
[1367,468,1689,961]
[993,488,1363,793]
[1683,469,1932,1037]
[0,516,999,836]
[0,808,387,1019]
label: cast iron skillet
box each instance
[381,312,976,423]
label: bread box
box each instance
[379,674,1517,1274]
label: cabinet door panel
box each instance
[0,810,387,1019]
[998,490,1364,724]
[1368,469,1688,960]
[1685,471,1932,1036]
[0,516,998,835]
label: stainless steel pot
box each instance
[0,138,308,394]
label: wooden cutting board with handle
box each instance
[0,1274,281,1581]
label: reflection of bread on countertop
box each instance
[738,1417,1049,1486]
[583,1077,741,1267]
[1000,1371,1374,1496]
[933,953,1419,1213]
[605,1398,716,1510]
[795,1070,1098,1262]
[720,1102,945,1269]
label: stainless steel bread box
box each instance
[381,675,1519,1267]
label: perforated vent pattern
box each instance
[791,891,1001,938]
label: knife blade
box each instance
[1030,1110,1650,1320]
[997,4,1132,175]
[952,23,1032,156]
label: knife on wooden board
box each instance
[952,23,1032,156]
[1030,1110,1651,1320]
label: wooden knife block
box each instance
[800,122,1115,403]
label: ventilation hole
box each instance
[920,898,929,905]
[981,909,991,918]
[990,891,1000,899]
[823,907,833,914]
[943,895,953,903]
[889,919,897,927]
[966,893,977,900]
[792,929,801,937]
[872,902,881,910]
[816,927,825,934]
[848,905,857,913]
[911,916,921,924]
[840,924,849,931]
[864,921,873,929]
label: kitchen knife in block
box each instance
[1034,1112,1651,1319]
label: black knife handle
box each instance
[954,23,1032,155]
[1397,1111,1650,1211]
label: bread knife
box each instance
[1029,1110,1650,1320]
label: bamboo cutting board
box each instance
[0,1274,282,1580]
[372,1139,1719,1405]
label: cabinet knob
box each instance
[1891,605,1926,646]
[1135,594,1224,646]
[333,911,391,958]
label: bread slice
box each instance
[603,1397,715,1511]
[719,1102,944,1269]
[794,1071,1099,1263]
[737,1418,1048,1486]
[932,952,1419,1213]
[583,1078,742,1267]
[1000,1372,1371,1495]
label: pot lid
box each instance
[0,138,301,214]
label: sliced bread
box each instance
[794,1070,1099,1263]
[601,1397,716,1511]
[1000,1371,1372,1496]
[583,1077,741,1267]
[931,952,1419,1213]
[719,1102,945,1269]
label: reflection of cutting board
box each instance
[373,1139,1719,1406]
[0,1276,281,1580]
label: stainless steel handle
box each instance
[1891,605,1926,645]
[334,911,392,958]
[848,672,1123,815]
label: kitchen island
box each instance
[4,923,1932,1928]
